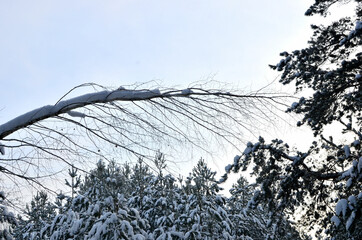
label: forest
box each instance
[0,0,361,239]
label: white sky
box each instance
[0,0,315,123]
[0,0,328,197]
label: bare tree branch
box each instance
[0,83,291,188]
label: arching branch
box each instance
[0,84,290,187]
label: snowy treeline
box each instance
[9,156,301,240]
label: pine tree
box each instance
[65,167,81,199]
[227,176,269,239]
[19,191,56,240]
[128,158,153,211]
[43,160,149,239]
[179,158,232,239]
[130,152,184,239]
[227,176,302,240]
[0,192,16,240]
[222,1,361,238]
[13,155,307,239]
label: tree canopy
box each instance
[221,0,361,238]
[13,158,301,240]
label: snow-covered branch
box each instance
[0,87,284,140]
[0,84,289,186]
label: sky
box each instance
[0,0,316,123]
[0,0,326,196]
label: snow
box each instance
[121,220,134,236]
[346,211,356,230]
[348,195,356,205]
[252,142,260,151]
[358,157,362,173]
[291,102,298,109]
[348,30,356,40]
[109,213,118,223]
[243,142,253,155]
[341,167,353,178]
[355,21,362,31]
[335,199,348,217]
[293,72,301,78]
[233,155,240,165]
[266,219,272,227]
[355,74,362,80]
[331,216,341,227]
[0,143,4,155]
[0,88,165,138]
[353,159,358,168]
[67,111,86,118]
[225,164,232,173]
[69,219,82,235]
[51,230,59,239]
[151,89,161,95]
[105,196,113,207]
[181,88,193,95]
[346,178,352,188]
[134,234,146,240]
[343,145,350,158]
[291,156,301,165]
[339,37,347,45]
[92,203,100,215]
[118,209,128,217]
[0,220,11,232]
[305,8,313,15]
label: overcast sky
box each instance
[0,0,316,124]
[3,0,347,200]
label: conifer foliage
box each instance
[15,158,301,240]
[222,0,361,239]
[0,192,17,240]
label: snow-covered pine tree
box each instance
[127,158,153,211]
[128,152,184,239]
[13,154,308,239]
[227,176,303,240]
[227,176,269,239]
[179,159,232,239]
[221,1,361,239]
[0,192,16,240]
[43,160,149,239]
[19,191,56,240]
